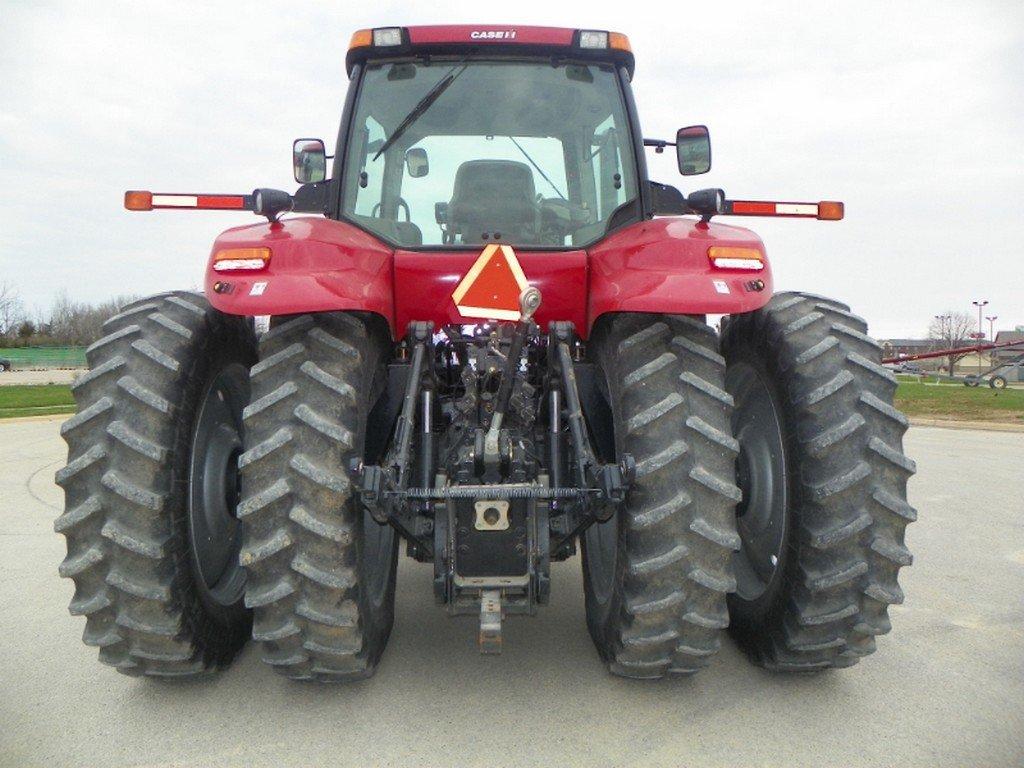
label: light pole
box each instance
[986,315,998,365]
[972,300,988,375]
[985,315,998,341]
[934,313,952,375]
[972,300,988,338]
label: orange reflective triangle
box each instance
[451,244,529,321]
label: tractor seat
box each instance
[447,160,538,244]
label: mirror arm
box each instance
[643,138,676,154]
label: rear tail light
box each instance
[213,247,271,272]
[708,247,764,270]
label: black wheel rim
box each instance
[727,360,788,602]
[188,362,249,607]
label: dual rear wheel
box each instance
[57,291,914,679]
[57,293,396,678]
[582,293,915,676]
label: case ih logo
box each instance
[470,30,517,40]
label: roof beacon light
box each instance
[372,27,403,47]
[578,30,609,49]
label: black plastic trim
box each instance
[618,66,652,220]
[330,62,364,219]
[348,40,634,79]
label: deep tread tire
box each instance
[238,312,397,681]
[56,291,256,677]
[583,314,741,678]
[722,292,916,670]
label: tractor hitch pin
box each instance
[479,589,503,654]
[484,287,542,464]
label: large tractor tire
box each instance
[56,292,256,676]
[582,314,741,678]
[238,312,398,681]
[721,292,916,671]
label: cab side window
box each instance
[353,117,386,218]
[590,115,627,221]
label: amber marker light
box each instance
[708,246,764,270]
[349,29,373,50]
[212,247,271,272]
[609,32,631,52]
[124,191,153,211]
[817,201,845,221]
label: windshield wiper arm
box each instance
[373,62,468,161]
[508,136,567,200]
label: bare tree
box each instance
[0,282,25,339]
[928,310,974,375]
[46,292,138,346]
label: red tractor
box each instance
[57,25,915,681]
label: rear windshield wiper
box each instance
[373,61,468,161]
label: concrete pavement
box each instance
[1,419,1022,767]
[0,369,83,386]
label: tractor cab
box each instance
[291,27,648,250]
[335,46,639,249]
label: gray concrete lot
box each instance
[0,369,83,386]
[1,419,1021,767]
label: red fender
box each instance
[204,217,396,335]
[205,215,773,341]
[392,249,588,335]
[587,217,773,333]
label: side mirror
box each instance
[293,138,327,184]
[406,147,429,178]
[676,125,711,176]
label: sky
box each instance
[1,0,1022,339]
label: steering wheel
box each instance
[371,198,411,222]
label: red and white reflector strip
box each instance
[124,190,253,212]
[708,246,764,270]
[212,247,271,272]
[725,200,844,221]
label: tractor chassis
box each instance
[357,318,632,650]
